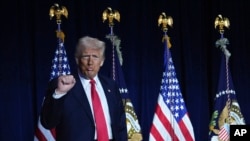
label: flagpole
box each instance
[209,14,245,140]
[102,7,142,141]
[102,7,120,81]
[49,3,68,76]
[214,14,232,124]
[158,12,177,140]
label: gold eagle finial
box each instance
[158,12,173,32]
[158,12,173,48]
[214,14,230,34]
[102,7,120,27]
[49,3,68,24]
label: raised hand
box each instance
[55,75,76,94]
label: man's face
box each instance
[76,47,104,79]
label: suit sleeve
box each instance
[40,78,65,129]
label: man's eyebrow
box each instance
[81,54,100,58]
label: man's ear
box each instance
[100,60,104,66]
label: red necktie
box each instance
[90,79,109,141]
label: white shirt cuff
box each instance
[52,91,66,99]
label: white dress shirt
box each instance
[79,75,113,140]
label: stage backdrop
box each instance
[0,0,250,141]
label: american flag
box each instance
[106,35,142,140]
[34,30,71,141]
[149,36,195,141]
[208,38,245,141]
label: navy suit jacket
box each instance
[41,74,127,141]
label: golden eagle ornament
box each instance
[158,12,173,32]
[49,3,68,24]
[214,14,230,34]
[102,7,120,27]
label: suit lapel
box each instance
[72,74,116,125]
[99,77,115,122]
[72,76,94,122]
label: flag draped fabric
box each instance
[208,38,245,141]
[34,30,71,141]
[106,35,142,140]
[149,35,195,141]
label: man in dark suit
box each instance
[41,36,128,141]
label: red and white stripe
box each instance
[218,125,229,141]
[149,94,195,141]
[34,117,56,141]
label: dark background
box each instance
[1,0,250,141]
